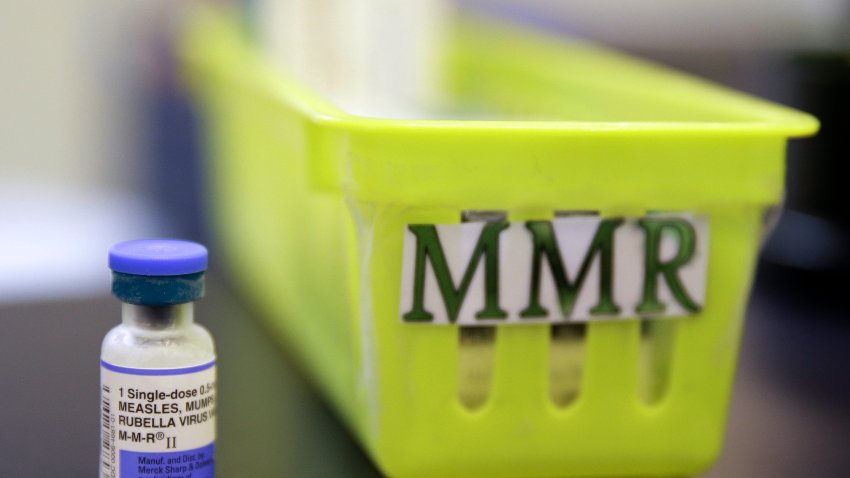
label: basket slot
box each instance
[554,210,599,217]
[457,327,496,410]
[456,210,506,410]
[635,209,686,405]
[549,323,586,407]
[638,316,678,405]
[545,210,597,408]
[460,210,510,223]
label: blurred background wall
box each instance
[0,0,182,302]
[0,0,162,192]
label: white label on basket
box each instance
[400,214,708,325]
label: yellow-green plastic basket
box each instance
[183,9,818,477]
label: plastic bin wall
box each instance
[183,10,818,478]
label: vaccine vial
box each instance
[100,239,216,478]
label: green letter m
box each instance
[521,218,624,320]
[403,222,509,323]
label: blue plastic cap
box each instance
[109,239,208,276]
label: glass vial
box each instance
[100,239,216,478]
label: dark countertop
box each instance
[1,276,847,477]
